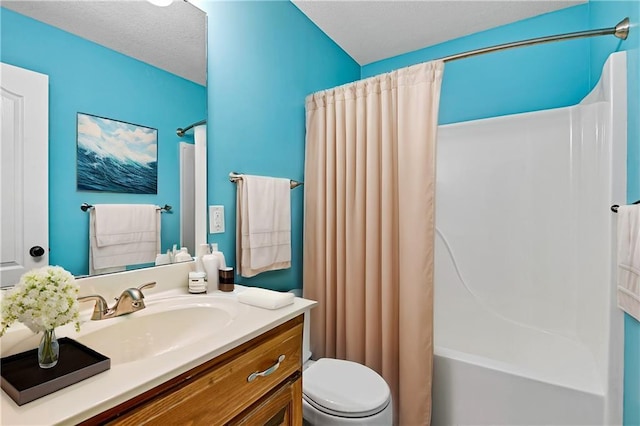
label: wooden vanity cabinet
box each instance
[81,315,303,426]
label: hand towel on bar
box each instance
[94,204,157,247]
[237,287,295,310]
[89,204,160,274]
[236,175,292,278]
[617,204,640,321]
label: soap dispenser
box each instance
[202,247,219,292]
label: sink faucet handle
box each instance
[137,282,156,294]
[78,295,109,320]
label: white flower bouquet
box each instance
[1,265,81,336]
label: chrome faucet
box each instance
[78,282,156,320]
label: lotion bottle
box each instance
[209,243,226,269]
[195,243,210,273]
[202,246,220,292]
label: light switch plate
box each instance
[209,205,225,233]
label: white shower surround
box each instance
[432,52,626,425]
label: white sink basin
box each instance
[76,297,237,365]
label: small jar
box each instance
[219,267,234,292]
[189,271,207,294]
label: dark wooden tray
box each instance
[1,337,110,406]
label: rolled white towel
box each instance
[237,287,295,310]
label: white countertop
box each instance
[1,283,316,425]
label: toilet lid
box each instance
[303,358,391,418]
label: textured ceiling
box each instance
[3,1,589,83]
[2,0,207,86]
[292,0,587,65]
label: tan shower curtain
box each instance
[303,61,443,425]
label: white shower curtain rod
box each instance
[441,17,629,63]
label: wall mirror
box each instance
[0,0,207,285]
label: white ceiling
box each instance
[292,0,586,65]
[2,0,587,84]
[2,0,207,86]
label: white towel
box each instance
[237,287,295,310]
[89,204,160,274]
[236,175,292,278]
[94,204,157,247]
[617,205,640,321]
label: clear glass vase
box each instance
[38,329,59,369]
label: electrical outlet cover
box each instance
[209,205,225,233]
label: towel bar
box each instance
[611,200,640,213]
[80,203,171,212]
[228,172,303,189]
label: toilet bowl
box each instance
[302,358,393,425]
[300,310,393,425]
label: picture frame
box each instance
[76,113,158,194]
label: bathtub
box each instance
[431,52,626,425]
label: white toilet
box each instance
[301,311,393,425]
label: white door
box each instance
[1,63,49,287]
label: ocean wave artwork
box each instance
[77,113,157,194]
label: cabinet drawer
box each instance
[108,319,302,425]
[230,373,302,426]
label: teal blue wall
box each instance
[363,2,639,423]
[0,8,207,277]
[591,2,640,424]
[200,0,360,292]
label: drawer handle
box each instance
[247,354,286,382]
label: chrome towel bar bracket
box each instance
[611,200,640,213]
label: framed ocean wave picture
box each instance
[76,113,157,194]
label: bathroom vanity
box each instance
[85,316,303,425]
[0,263,315,425]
